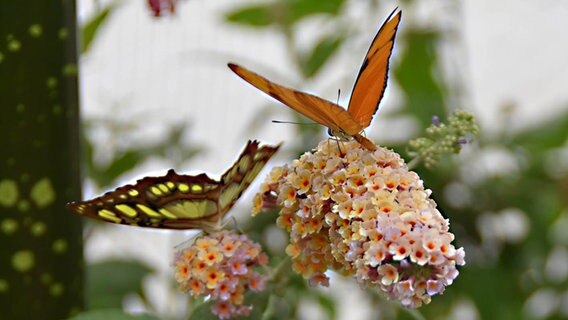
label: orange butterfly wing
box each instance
[229,9,401,151]
[347,9,401,128]
[228,63,364,136]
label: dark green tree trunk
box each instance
[0,1,84,318]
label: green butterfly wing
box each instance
[67,140,280,230]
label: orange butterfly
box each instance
[228,9,401,151]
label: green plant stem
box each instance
[406,155,422,171]
[261,294,277,320]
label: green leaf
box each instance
[225,0,345,28]
[139,123,204,168]
[86,260,154,309]
[97,150,143,187]
[510,107,568,151]
[299,35,344,78]
[226,5,273,27]
[82,120,204,189]
[68,309,159,320]
[288,0,344,20]
[188,301,219,320]
[393,29,447,130]
[246,291,271,319]
[82,3,117,53]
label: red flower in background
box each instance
[147,0,176,17]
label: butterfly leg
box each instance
[174,231,203,249]
[225,216,244,234]
[331,137,346,157]
[324,138,337,155]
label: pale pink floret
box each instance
[384,226,403,242]
[297,202,312,219]
[455,247,466,265]
[395,280,415,298]
[220,237,237,257]
[350,198,368,219]
[195,237,218,251]
[378,264,399,285]
[188,278,204,295]
[345,241,364,261]
[213,279,234,301]
[390,240,411,261]
[199,247,223,266]
[401,295,430,308]
[413,279,427,295]
[335,200,353,220]
[249,273,267,292]
[174,261,191,282]
[426,279,444,296]
[228,258,248,275]
[330,170,347,186]
[410,244,430,266]
[211,301,233,320]
[278,185,297,208]
[428,252,446,266]
[324,157,341,173]
[293,169,312,195]
[442,265,460,285]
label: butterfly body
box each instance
[229,9,401,151]
[67,140,280,231]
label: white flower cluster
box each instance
[254,140,465,307]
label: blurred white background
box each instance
[77,0,568,318]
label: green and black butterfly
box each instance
[67,140,280,230]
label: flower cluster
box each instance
[173,231,269,319]
[408,110,479,168]
[254,140,465,308]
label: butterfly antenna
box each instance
[336,89,341,105]
[272,120,317,126]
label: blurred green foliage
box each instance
[68,309,159,320]
[83,120,202,189]
[226,0,344,28]
[86,261,154,310]
[72,1,568,320]
[393,30,447,127]
[82,2,116,53]
[299,34,345,79]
